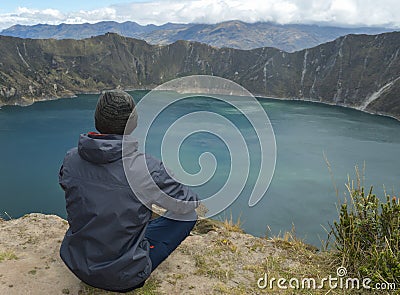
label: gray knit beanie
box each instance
[94,90,138,135]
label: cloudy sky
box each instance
[0,0,399,30]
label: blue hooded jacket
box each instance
[59,133,198,291]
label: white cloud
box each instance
[0,0,399,31]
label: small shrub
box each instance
[329,175,400,285]
[221,213,243,233]
[0,250,18,262]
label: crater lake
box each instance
[1,91,399,246]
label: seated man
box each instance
[59,90,198,292]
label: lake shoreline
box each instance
[2,90,399,123]
[254,93,400,122]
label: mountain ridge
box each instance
[0,32,399,120]
[1,20,393,52]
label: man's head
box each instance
[94,90,138,135]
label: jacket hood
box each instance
[78,133,138,164]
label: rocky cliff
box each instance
[0,32,399,119]
[0,213,328,295]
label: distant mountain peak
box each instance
[0,20,393,52]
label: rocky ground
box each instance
[0,213,345,295]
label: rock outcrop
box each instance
[0,213,328,295]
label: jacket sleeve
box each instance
[147,156,199,215]
[59,165,66,191]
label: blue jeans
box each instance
[118,211,197,292]
[146,213,197,271]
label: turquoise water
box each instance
[1,91,399,246]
